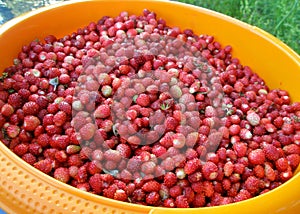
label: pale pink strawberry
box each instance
[23,115,41,131]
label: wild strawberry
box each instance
[22,101,39,115]
[175,168,186,179]
[203,181,214,197]
[23,115,40,131]
[239,128,252,140]
[103,184,118,199]
[50,135,70,150]
[172,133,186,149]
[66,145,81,154]
[287,154,300,169]
[103,149,122,162]
[101,85,113,97]
[136,93,150,107]
[244,176,260,195]
[37,133,51,147]
[283,144,300,155]
[114,189,128,201]
[94,104,111,118]
[175,195,189,208]
[13,143,29,156]
[146,191,160,205]
[79,123,96,141]
[264,163,276,181]
[164,198,175,208]
[183,186,195,203]
[169,85,182,99]
[132,188,146,202]
[151,145,166,158]
[8,93,23,109]
[76,182,90,192]
[127,135,141,145]
[141,180,161,193]
[279,169,293,181]
[234,189,251,202]
[262,143,279,161]
[119,64,131,75]
[253,165,265,178]
[54,167,70,183]
[126,109,138,121]
[275,157,289,171]
[1,103,14,117]
[193,193,206,207]
[202,161,218,180]
[68,154,83,167]
[6,124,20,138]
[58,101,72,115]
[34,158,53,174]
[47,103,59,114]
[185,132,199,148]
[22,153,37,165]
[55,150,68,163]
[28,143,42,156]
[53,111,67,127]
[246,111,260,126]
[164,117,178,132]
[248,149,265,165]
[89,173,103,194]
[184,158,200,175]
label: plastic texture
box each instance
[0,0,299,213]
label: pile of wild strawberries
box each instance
[0,9,299,208]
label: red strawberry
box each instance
[94,104,111,118]
[54,167,70,183]
[50,135,70,150]
[22,153,37,165]
[103,184,118,199]
[68,154,83,167]
[163,172,177,187]
[87,160,102,175]
[116,143,131,158]
[184,158,200,175]
[136,94,150,107]
[79,123,96,141]
[6,124,20,138]
[114,189,128,201]
[103,149,122,162]
[202,161,218,180]
[283,144,300,155]
[164,117,178,132]
[145,191,160,205]
[13,143,29,156]
[119,64,131,75]
[244,176,260,195]
[22,101,39,115]
[8,93,23,108]
[53,111,67,127]
[23,115,40,131]
[175,195,189,208]
[164,198,175,208]
[37,133,51,147]
[58,101,72,115]
[1,103,14,117]
[142,180,161,192]
[34,158,53,174]
[89,173,104,194]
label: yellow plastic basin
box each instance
[0,0,299,214]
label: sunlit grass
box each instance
[175,0,300,54]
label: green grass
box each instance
[175,0,300,54]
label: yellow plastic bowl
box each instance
[0,0,300,213]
